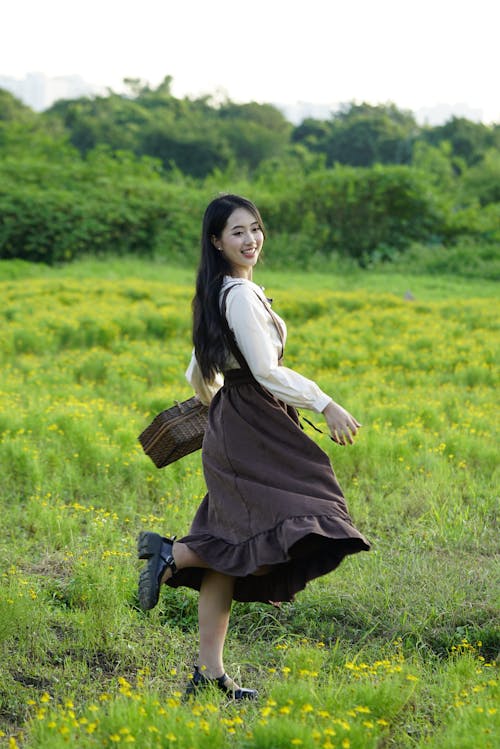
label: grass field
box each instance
[0,258,498,748]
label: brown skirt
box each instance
[167,371,370,603]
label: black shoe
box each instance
[185,665,258,701]
[137,531,177,611]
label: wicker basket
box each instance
[138,397,209,468]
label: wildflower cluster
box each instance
[18,672,230,748]
[254,695,392,749]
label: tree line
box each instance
[3,76,499,176]
[0,78,499,273]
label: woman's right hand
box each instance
[322,400,362,446]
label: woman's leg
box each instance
[160,542,232,677]
[160,541,210,583]
[149,538,254,694]
[161,543,237,683]
[197,570,234,678]
[161,541,269,581]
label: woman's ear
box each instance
[211,235,222,251]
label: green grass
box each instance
[0,258,498,748]
[1,252,499,299]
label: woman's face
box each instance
[213,207,264,279]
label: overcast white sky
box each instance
[2,0,499,122]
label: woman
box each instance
[137,194,370,700]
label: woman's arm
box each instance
[225,286,330,409]
[226,284,361,443]
[226,286,329,412]
[185,351,223,405]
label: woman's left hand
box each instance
[322,400,362,446]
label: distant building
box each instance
[0,72,103,110]
[275,100,486,126]
[415,103,484,126]
[0,72,490,124]
[274,101,339,125]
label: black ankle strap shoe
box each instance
[185,665,258,701]
[137,531,177,610]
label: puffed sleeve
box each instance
[225,284,332,413]
[185,350,223,405]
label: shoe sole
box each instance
[137,531,163,560]
[137,532,163,610]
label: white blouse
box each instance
[185,276,332,413]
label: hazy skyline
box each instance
[2,0,499,123]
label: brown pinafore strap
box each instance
[220,284,285,371]
[220,286,251,372]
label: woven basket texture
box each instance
[139,397,209,468]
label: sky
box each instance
[2,0,499,123]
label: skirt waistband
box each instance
[224,368,258,387]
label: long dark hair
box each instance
[192,194,266,380]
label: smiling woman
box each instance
[137,193,369,701]
[212,208,264,278]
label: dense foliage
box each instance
[0,80,499,271]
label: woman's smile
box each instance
[214,206,264,278]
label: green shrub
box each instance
[374,239,500,280]
[0,127,498,272]
[0,172,205,264]
[275,165,449,259]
